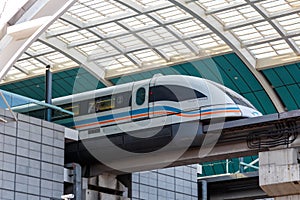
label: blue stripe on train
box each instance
[57,106,240,128]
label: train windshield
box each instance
[225,91,255,109]
[208,81,256,109]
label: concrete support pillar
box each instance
[259,148,300,199]
[81,173,129,200]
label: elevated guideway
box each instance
[65,109,300,175]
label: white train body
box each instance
[50,75,262,138]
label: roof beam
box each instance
[38,34,112,86]
[169,0,285,113]
[0,0,77,82]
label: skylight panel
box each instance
[114,35,148,51]
[58,30,96,44]
[138,27,177,46]
[196,0,245,11]
[260,0,300,15]
[248,40,293,59]
[276,14,300,34]
[94,22,128,36]
[103,56,136,70]
[130,49,162,63]
[135,0,171,8]
[29,42,54,55]
[77,41,117,57]
[48,20,74,32]
[154,6,189,22]
[157,42,193,59]
[190,34,224,49]
[293,36,300,46]
[232,21,279,44]
[120,15,158,31]
[168,19,210,37]
[214,5,261,26]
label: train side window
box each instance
[136,87,146,105]
[114,92,131,109]
[150,85,206,102]
[150,86,177,102]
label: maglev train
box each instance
[41,74,262,138]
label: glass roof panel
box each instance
[154,6,191,22]
[46,19,78,34]
[137,27,177,46]
[135,0,172,8]
[214,5,262,26]
[113,35,148,51]
[259,0,300,15]
[91,23,129,38]
[231,21,280,44]
[57,29,97,44]
[247,40,293,59]
[67,0,128,23]
[76,41,117,57]
[120,15,158,31]
[276,13,300,34]
[189,34,229,52]
[196,0,245,11]
[168,19,210,37]
[157,42,193,59]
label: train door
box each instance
[131,79,150,120]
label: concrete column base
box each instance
[259,148,300,197]
[276,194,300,200]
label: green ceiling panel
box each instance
[223,54,263,91]
[180,63,202,77]
[274,67,295,85]
[212,55,251,93]
[170,65,188,75]
[253,91,275,114]
[287,85,300,108]
[0,67,106,101]
[263,63,300,111]
[286,64,300,80]
[194,60,220,83]
[243,93,264,113]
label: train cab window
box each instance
[225,92,255,109]
[150,85,206,102]
[136,87,146,105]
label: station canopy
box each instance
[1,0,299,84]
